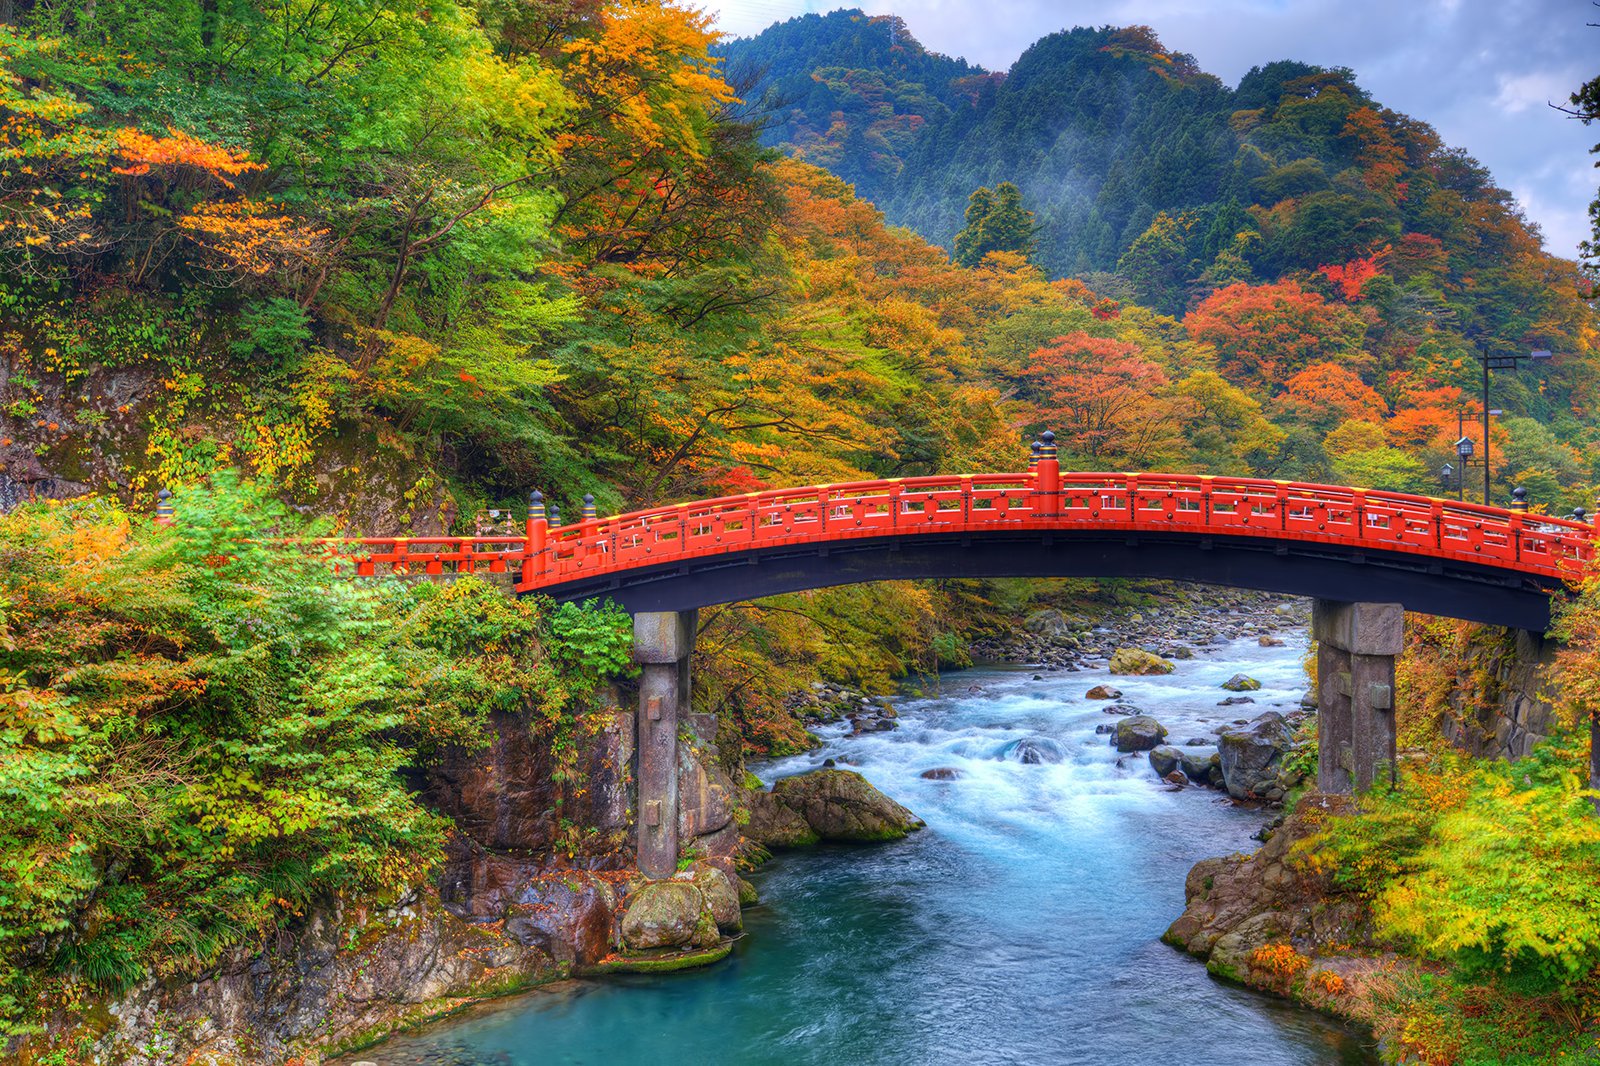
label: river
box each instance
[354,628,1377,1065]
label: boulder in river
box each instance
[1023,608,1073,638]
[1115,715,1169,752]
[1102,703,1139,716]
[1218,696,1256,707]
[1180,750,1221,783]
[1109,648,1175,676]
[1085,684,1123,700]
[920,767,962,780]
[770,769,924,842]
[742,789,819,849]
[1217,712,1293,799]
[1148,744,1184,776]
[621,882,718,951]
[1258,635,1285,647]
[1221,673,1262,692]
[1007,736,1066,764]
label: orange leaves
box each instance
[112,127,262,189]
[1025,331,1183,467]
[1250,942,1312,980]
[1277,363,1389,427]
[1185,279,1369,389]
[1319,249,1388,302]
[177,200,326,276]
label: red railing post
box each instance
[522,490,547,586]
[1034,430,1060,518]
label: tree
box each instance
[953,181,1036,266]
[1184,279,1369,389]
[1024,331,1184,468]
[1275,362,1389,432]
[1174,369,1286,475]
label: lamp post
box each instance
[1453,436,1473,502]
[1437,462,1457,499]
[1468,346,1551,506]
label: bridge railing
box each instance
[325,469,1593,591]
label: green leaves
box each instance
[0,478,628,1032]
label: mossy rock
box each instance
[584,941,734,975]
[1108,648,1175,675]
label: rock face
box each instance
[1164,796,1379,1012]
[1115,715,1169,752]
[13,878,620,1066]
[1085,684,1123,700]
[771,769,924,842]
[1109,648,1175,675]
[1221,673,1262,692]
[1217,712,1293,799]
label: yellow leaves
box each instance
[177,200,327,277]
[560,0,735,161]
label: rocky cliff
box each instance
[10,696,752,1065]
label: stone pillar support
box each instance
[1312,600,1403,794]
[633,610,696,878]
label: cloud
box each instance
[706,0,1600,257]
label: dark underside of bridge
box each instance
[537,530,1565,631]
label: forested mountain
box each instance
[723,10,1598,508]
[716,11,985,205]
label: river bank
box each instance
[347,597,1379,1065]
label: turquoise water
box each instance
[356,631,1376,1065]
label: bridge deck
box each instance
[338,473,1590,605]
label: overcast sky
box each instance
[704,0,1600,260]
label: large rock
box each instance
[1148,745,1184,776]
[742,788,819,849]
[1163,796,1376,1003]
[1115,715,1168,752]
[620,882,717,951]
[1179,749,1221,783]
[1007,736,1066,764]
[1109,648,1175,675]
[1085,684,1123,700]
[1217,712,1293,799]
[1023,608,1073,638]
[770,769,923,842]
[1221,673,1262,692]
[688,865,742,933]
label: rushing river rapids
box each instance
[355,630,1377,1066]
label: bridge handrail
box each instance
[324,472,1594,589]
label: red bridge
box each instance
[336,437,1596,866]
[343,440,1591,632]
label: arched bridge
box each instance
[338,447,1593,876]
[345,462,1590,632]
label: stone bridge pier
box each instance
[633,610,696,878]
[1312,599,1403,793]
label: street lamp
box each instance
[1453,436,1474,502]
[1468,346,1552,506]
[1438,462,1457,498]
